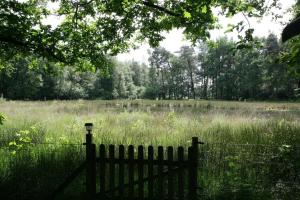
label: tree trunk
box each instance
[187,59,195,99]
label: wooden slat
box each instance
[167,146,174,200]
[128,145,135,199]
[86,134,92,198]
[109,145,115,199]
[96,158,189,166]
[192,137,199,200]
[100,166,180,194]
[157,146,164,199]
[148,146,154,199]
[188,147,192,200]
[119,145,125,198]
[178,146,184,200]
[138,145,144,199]
[99,144,106,194]
[95,140,198,200]
[91,144,96,196]
[188,146,197,200]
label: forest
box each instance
[0,33,299,101]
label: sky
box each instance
[117,0,297,63]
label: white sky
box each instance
[117,0,296,63]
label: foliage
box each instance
[281,37,300,79]
[146,35,298,100]
[280,1,300,87]
[8,129,33,155]
[0,0,282,69]
[0,34,298,101]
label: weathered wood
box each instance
[99,144,106,194]
[86,134,96,199]
[188,145,198,200]
[93,137,199,200]
[96,157,189,166]
[118,145,125,198]
[148,146,154,199]
[91,144,96,196]
[157,146,164,199]
[167,146,174,200]
[101,166,180,194]
[192,137,199,200]
[128,145,135,199]
[51,130,201,200]
[138,145,144,199]
[109,145,115,199]
[188,147,193,200]
[178,146,184,200]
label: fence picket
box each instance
[99,144,106,194]
[86,137,96,198]
[192,137,199,200]
[128,145,135,199]
[109,145,115,198]
[188,147,192,200]
[148,146,154,199]
[167,146,174,200]
[119,145,125,198]
[188,146,198,200]
[158,146,164,199]
[178,146,184,200]
[138,145,144,199]
[91,144,96,196]
[51,125,200,200]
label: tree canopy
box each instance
[1,34,298,101]
[0,0,281,69]
[280,0,300,86]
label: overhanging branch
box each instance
[142,1,180,17]
[0,35,66,63]
[282,16,300,42]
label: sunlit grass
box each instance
[0,100,300,199]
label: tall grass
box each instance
[0,100,300,199]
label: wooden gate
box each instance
[50,124,201,200]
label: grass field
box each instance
[0,100,300,199]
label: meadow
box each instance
[0,100,300,199]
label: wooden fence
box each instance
[50,125,202,200]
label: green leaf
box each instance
[202,5,207,14]
[225,24,235,33]
[8,141,16,146]
[183,10,192,19]
[247,5,253,12]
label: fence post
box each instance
[85,123,96,199]
[189,137,199,200]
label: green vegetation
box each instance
[0,100,299,199]
[1,34,299,101]
[0,0,280,68]
[1,1,300,199]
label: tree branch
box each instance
[76,0,94,6]
[282,16,300,42]
[242,12,251,28]
[0,35,66,63]
[142,1,180,17]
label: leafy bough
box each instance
[0,0,282,70]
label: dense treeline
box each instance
[0,34,299,100]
